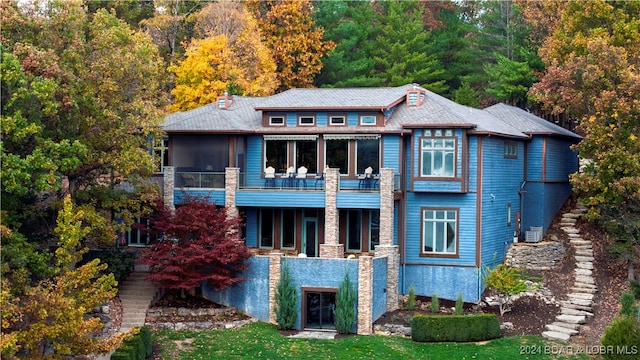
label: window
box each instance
[260,209,275,248]
[329,116,345,125]
[299,116,315,126]
[507,203,512,226]
[504,142,517,158]
[422,209,457,255]
[369,210,380,252]
[295,140,317,173]
[265,140,288,172]
[356,139,379,174]
[152,136,168,173]
[325,139,349,174]
[345,210,362,252]
[421,131,455,177]
[281,209,296,248]
[269,116,285,126]
[126,217,151,246]
[408,91,419,106]
[360,115,376,125]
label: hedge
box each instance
[412,314,501,342]
[110,326,153,360]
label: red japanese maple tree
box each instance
[139,196,251,292]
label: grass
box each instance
[152,322,590,359]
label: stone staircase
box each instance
[118,271,161,332]
[542,203,595,342]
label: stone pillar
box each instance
[225,167,239,218]
[163,166,175,212]
[320,168,344,258]
[376,168,399,311]
[357,256,373,335]
[268,253,284,324]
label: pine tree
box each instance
[334,271,357,334]
[274,261,298,330]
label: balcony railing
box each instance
[175,171,225,188]
[239,172,326,190]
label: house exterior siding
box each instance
[159,84,581,332]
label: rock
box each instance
[550,321,580,330]
[561,308,593,317]
[501,322,514,330]
[556,314,586,324]
[574,268,593,276]
[575,275,595,284]
[545,324,578,335]
[542,331,571,342]
[567,293,594,300]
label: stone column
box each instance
[163,166,175,212]
[357,256,373,335]
[375,168,399,311]
[268,253,284,324]
[320,168,344,258]
[225,167,239,218]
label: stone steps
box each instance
[542,205,597,343]
[117,272,160,332]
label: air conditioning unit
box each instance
[525,226,543,243]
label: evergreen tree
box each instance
[274,261,298,330]
[334,270,357,334]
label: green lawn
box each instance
[152,322,590,359]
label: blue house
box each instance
[151,84,580,334]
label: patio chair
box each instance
[296,166,308,188]
[314,172,325,189]
[280,166,295,188]
[358,166,373,188]
[264,166,276,188]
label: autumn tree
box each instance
[139,196,251,293]
[249,0,334,91]
[529,1,640,280]
[1,197,121,358]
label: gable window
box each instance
[281,209,296,249]
[299,116,315,126]
[260,209,275,248]
[421,130,456,177]
[360,115,376,126]
[325,139,349,174]
[269,116,285,126]
[422,209,457,256]
[356,139,379,174]
[265,140,288,172]
[504,142,517,158]
[295,140,317,174]
[329,116,345,126]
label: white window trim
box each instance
[298,115,315,126]
[359,115,376,126]
[269,116,285,126]
[421,209,458,256]
[420,136,456,177]
[329,116,346,126]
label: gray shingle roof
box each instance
[163,96,262,132]
[253,84,415,110]
[484,103,582,139]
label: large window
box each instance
[325,139,349,174]
[341,209,379,252]
[346,210,362,252]
[422,209,457,255]
[260,209,275,248]
[295,140,317,173]
[421,130,455,177]
[266,140,288,172]
[369,210,380,252]
[171,135,229,172]
[281,209,296,248]
[126,217,151,246]
[356,139,379,174]
[152,136,168,173]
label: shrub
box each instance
[619,291,637,317]
[484,264,527,316]
[430,293,439,313]
[407,285,416,311]
[600,316,640,360]
[274,261,298,330]
[412,314,501,342]
[335,271,357,334]
[81,247,135,283]
[455,293,464,315]
[109,326,153,359]
[138,326,153,357]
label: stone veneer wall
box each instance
[376,168,399,311]
[268,253,283,324]
[320,168,344,258]
[163,166,175,211]
[225,167,239,218]
[357,256,373,335]
[505,241,565,271]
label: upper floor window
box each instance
[299,116,315,126]
[295,140,317,174]
[421,209,457,256]
[329,116,345,126]
[269,116,285,126]
[265,140,288,172]
[356,139,379,174]
[360,115,376,126]
[421,130,456,177]
[504,142,517,158]
[325,139,349,174]
[152,136,168,173]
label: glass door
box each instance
[304,291,336,330]
[302,218,317,257]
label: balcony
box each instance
[175,171,225,189]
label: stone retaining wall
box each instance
[505,241,565,270]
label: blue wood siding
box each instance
[400,264,482,303]
[526,137,544,181]
[175,189,225,205]
[545,138,579,182]
[382,135,401,172]
[412,180,463,192]
[246,135,265,188]
[522,181,572,233]
[336,192,380,209]
[372,257,388,321]
[480,137,524,266]
[201,256,270,321]
[244,208,258,247]
[468,136,478,192]
[403,192,478,266]
[236,190,325,208]
[393,201,399,246]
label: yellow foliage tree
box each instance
[1,196,121,358]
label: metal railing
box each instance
[239,172,326,190]
[175,171,225,188]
